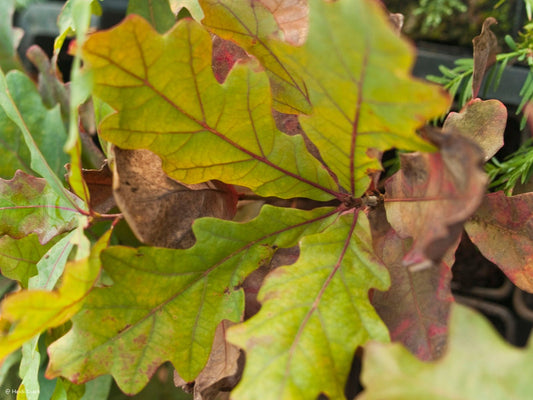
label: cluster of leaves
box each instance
[0,0,532,399]
[412,0,467,33]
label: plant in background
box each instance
[0,0,531,400]
[413,0,467,33]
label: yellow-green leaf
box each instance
[0,229,111,361]
[82,16,339,201]
[359,304,533,400]
[228,211,390,400]
[46,206,338,394]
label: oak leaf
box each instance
[472,17,498,98]
[465,191,533,292]
[385,129,487,268]
[358,304,533,400]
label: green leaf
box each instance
[54,0,102,54]
[127,0,176,34]
[228,211,390,400]
[0,233,64,289]
[277,0,448,197]
[46,206,339,394]
[82,16,339,201]
[0,70,69,182]
[200,0,312,114]
[358,304,533,400]
[0,171,81,244]
[0,229,111,361]
[0,0,23,72]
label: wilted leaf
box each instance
[112,147,237,248]
[358,304,533,400]
[268,0,448,196]
[258,0,308,45]
[369,205,454,361]
[0,70,69,182]
[385,129,487,268]
[127,0,176,34]
[0,171,81,244]
[0,0,23,72]
[465,191,533,292]
[443,98,507,162]
[0,229,111,361]
[0,233,64,288]
[174,320,242,400]
[82,16,338,201]
[472,17,498,98]
[46,206,338,394]
[81,163,115,214]
[228,211,390,400]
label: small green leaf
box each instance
[46,206,338,394]
[127,0,176,34]
[0,233,64,289]
[0,0,23,72]
[82,16,338,200]
[229,211,390,400]
[0,171,81,244]
[0,70,69,182]
[54,0,102,54]
[358,304,533,400]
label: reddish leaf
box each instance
[443,98,507,162]
[465,191,533,292]
[211,35,248,84]
[472,17,498,98]
[385,129,487,268]
[369,205,454,361]
[81,164,115,214]
[112,147,238,249]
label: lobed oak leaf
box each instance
[112,147,237,249]
[384,129,487,268]
[0,229,111,361]
[368,205,454,361]
[465,191,533,292]
[0,171,81,244]
[46,206,338,394]
[82,15,338,201]
[127,0,176,34]
[443,98,507,162]
[228,211,390,400]
[358,304,533,400]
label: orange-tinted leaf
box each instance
[465,191,533,292]
[443,98,507,162]
[258,0,308,45]
[385,129,487,268]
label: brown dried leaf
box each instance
[443,98,507,162]
[465,191,533,292]
[388,13,404,34]
[112,147,237,249]
[81,164,115,214]
[369,204,454,361]
[384,128,487,268]
[258,0,309,45]
[472,17,498,98]
[174,320,243,400]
